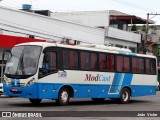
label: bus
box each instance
[3,42,157,105]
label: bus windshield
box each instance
[4,45,42,78]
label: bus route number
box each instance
[58,71,67,78]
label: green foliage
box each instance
[142,25,146,31]
[131,24,137,31]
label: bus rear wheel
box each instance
[29,98,42,105]
[56,88,70,106]
[120,88,130,104]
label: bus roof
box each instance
[15,42,156,59]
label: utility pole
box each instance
[144,13,149,54]
[144,13,160,54]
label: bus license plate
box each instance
[12,88,18,92]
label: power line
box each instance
[112,0,157,13]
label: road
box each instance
[0,91,160,120]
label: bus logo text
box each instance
[85,74,110,82]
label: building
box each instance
[51,10,153,53]
[0,6,104,83]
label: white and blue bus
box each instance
[3,42,157,105]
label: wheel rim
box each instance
[122,91,128,101]
[61,91,68,103]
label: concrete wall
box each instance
[51,11,110,27]
[0,6,105,44]
[107,27,141,43]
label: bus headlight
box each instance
[3,76,9,85]
[26,78,35,87]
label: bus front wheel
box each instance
[56,88,70,106]
[29,98,42,105]
[120,88,131,104]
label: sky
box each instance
[0,0,160,25]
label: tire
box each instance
[120,88,131,104]
[56,88,70,106]
[92,98,105,102]
[29,98,42,105]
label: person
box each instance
[41,53,50,75]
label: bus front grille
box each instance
[7,82,25,87]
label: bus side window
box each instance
[150,59,156,74]
[116,56,123,72]
[145,59,150,74]
[69,50,78,69]
[41,51,57,74]
[80,51,89,70]
[99,53,107,71]
[90,53,97,70]
[63,50,69,69]
[108,54,114,72]
[132,57,137,73]
[138,58,144,73]
[123,56,130,72]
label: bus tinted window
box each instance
[124,56,130,72]
[145,59,150,74]
[63,50,78,69]
[49,52,57,71]
[80,51,90,70]
[63,50,69,69]
[132,57,144,74]
[138,58,144,73]
[69,50,78,69]
[116,56,123,72]
[151,59,156,74]
[43,51,57,74]
[132,57,137,73]
[99,53,107,71]
[90,53,97,70]
[108,54,115,72]
[116,56,130,72]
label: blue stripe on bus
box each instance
[108,73,133,94]
[109,73,124,93]
[3,81,156,99]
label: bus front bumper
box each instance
[3,83,38,99]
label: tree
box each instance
[131,24,137,31]
[142,25,146,31]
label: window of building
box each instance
[129,47,136,53]
[115,44,123,48]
